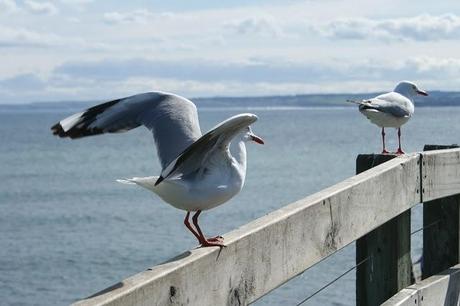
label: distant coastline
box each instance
[0,91,459,111]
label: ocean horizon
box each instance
[1,90,459,109]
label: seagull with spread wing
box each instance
[51,92,264,247]
[347,81,428,154]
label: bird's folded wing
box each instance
[50,92,202,168]
[157,113,258,184]
[360,96,411,117]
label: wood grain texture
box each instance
[422,147,460,202]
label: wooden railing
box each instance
[73,146,460,306]
[382,263,460,306]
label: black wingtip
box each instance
[51,122,67,138]
[154,176,164,186]
[50,98,123,140]
[50,120,106,139]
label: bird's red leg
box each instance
[381,127,389,154]
[183,211,203,244]
[192,210,225,247]
[396,128,405,154]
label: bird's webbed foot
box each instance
[200,238,226,248]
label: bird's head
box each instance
[242,126,264,144]
[394,81,428,98]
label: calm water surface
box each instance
[1,105,459,305]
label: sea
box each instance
[1,102,459,306]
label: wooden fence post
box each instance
[422,144,460,279]
[356,154,413,306]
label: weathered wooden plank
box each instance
[382,263,460,306]
[381,288,418,306]
[422,145,460,280]
[422,147,460,202]
[356,154,413,306]
[73,154,420,306]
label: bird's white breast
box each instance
[360,109,410,128]
[153,157,243,211]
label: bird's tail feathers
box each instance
[116,176,159,191]
[116,178,136,185]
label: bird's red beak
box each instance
[250,133,264,144]
[417,89,428,96]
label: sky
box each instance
[1,0,460,103]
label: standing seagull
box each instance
[347,81,428,154]
[51,92,264,247]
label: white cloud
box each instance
[0,25,109,50]
[67,17,80,23]
[315,14,460,41]
[404,56,460,76]
[0,0,18,14]
[24,0,58,15]
[58,0,92,12]
[0,73,46,91]
[59,0,92,6]
[224,16,283,37]
[2,55,459,103]
[60,0,92,3]
[1,2,460,103]
[0,25,63,47]
[43,56,460,87]
[160,12,175,19]
[103,9,155,24]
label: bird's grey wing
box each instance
[359,93,411,118]
[51,92,202,168]
[156,113,258,185]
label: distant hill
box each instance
[193,91,460,108]
[1,91,459,111]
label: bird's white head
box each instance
[394,81,428,98]
[242,126,264,144]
